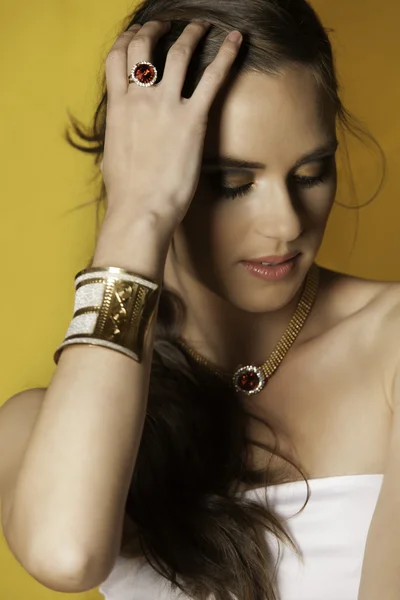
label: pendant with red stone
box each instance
[232,365,267,396]
[130,61,158,87]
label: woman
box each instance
[1,0,399,599]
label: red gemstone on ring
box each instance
[134,63,156,84]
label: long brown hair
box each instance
[64,1,385,598]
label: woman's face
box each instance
[166,64,338,313]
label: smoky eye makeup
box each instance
[207,154,335,200]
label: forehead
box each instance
[204,65,336,163]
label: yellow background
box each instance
[1,0,399,598]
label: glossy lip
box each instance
[243,251,300,264]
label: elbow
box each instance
[4,529,110,593]
[26,549,112,593]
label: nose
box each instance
[254,180,303,242]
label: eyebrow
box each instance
[201,139,339,171]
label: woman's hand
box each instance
[100,19,243,236]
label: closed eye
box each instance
[217,174,325,200]
[218,182,254,200]
[215,156,334,200]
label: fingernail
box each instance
[129,23,142,31]
[227,30,242,43]
[193,19,211,28]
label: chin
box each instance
[227,289,302,314]
[219,258,313,313]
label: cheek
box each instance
[207,204,254,261]
[301,175,337,226]
[181,179,248,258]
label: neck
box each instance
[163,258,322,373]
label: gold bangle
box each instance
[53,266,160,364]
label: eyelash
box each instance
[218,162,331,200]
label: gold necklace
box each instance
[176,263,320,397]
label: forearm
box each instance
[6,215,169,581]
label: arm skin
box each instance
[357,284,400,600]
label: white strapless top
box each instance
[98,473,383,600]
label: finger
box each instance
[105,24,142,98]
[190,30,243,115]
[161,21,211,100]
[127,20,171,89]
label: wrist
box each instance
[92,213,172,281]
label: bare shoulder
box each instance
[0,388,47,527]
[318,266,400,384]
[318,265,400,319]
[0,387,47,451]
